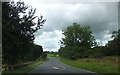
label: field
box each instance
[47,53,59,58]
[60,56,119,74]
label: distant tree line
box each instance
[59,23,119,60]
[45,51,59,57]
[2,1,46,65]
[45,51,58,54]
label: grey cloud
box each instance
[31,2,118,51]
[43,40,58,50]
[41,3,118,34]
[35,30,43,37]
[34,30,62,51]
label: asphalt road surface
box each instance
[29,57,97,74]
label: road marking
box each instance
[53,66,59,70]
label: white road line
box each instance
[53,66,59,70]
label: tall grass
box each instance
[60,56,119,74]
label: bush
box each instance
[41,52,47,60]
[86,48,104,58]
[59,45,106,59]
[59,46,89,60]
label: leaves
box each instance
[105,29,120,56]
[59,23,96,59]
[61,23,96,48]
[2,1,45,65]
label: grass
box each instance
[47,53,55,57]
[59,56,119,74]
[2,59,44,75]
[47,53,59,58]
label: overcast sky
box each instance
[15,0,118,52]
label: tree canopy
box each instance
[104,29,120,56]
[2,1,45,65]
[59,23,97,59]
[60,23,96,48]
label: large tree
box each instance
[59,23,96,59]
[60,23,96,48]
[2,1,46,64]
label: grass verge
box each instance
[59,56,119,74]
[2,59,44,75]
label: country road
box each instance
[28,57,97,74]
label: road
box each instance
[28,57,97,74]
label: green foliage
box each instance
[2,59,43,74]
[59,23,119,60]
[88,47,105,58]
[59,23,96,59]
[27,44,43,61]
[59,46,105,59]
[41,52,47,60]
[2,1,45,65]
[46,51,59,57]
[32,45,43,60]
[61,23,96,48]
[104,29,120,56]
[47,53,59,57]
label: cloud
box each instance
[19,0,118,51]
[35,2,118,35]
[34,30,62,52]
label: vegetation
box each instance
[2,0,119,74]
[41,52,47,60]
[2,58,44,75]
[59,23,119,60]
[60,23,96,48]
[60,56,119,74]
[26,44,43,61]
[104,29,120,56]
[58,23,119,74]
[59,23,97,60]
[45,51,59,58]
[2,1,46,71]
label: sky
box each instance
[14,0,118,52]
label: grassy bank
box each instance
[2,59,44,75]
[60,56,119,74]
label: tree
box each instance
[31,44,43,60]
[41,52,47,60]
[2,1,46,65]
[59,23,96,59]
[104,29,120,56]
[60,23,96,48]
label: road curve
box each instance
[28,57,97,74]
